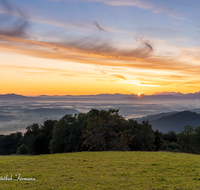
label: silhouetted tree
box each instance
[155,129,164,151]
[50,109,156,153]
[161,131,177,143]
[82,110,133,151]
[0,132,23,155]
[50,113,88,153]
[177,125,195,153]
[24,120,57,154]
[140,120,155,151]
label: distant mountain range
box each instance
[1,91,200,101]
[135,111,200,133]
[0,93,132,101]
[0,94,29,101]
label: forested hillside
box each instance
[135,111,200,133]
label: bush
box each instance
[16,144,28,155]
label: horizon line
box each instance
[1,91,200,97]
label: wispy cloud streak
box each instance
[0,0,29,37]
[94,21,108,32]
[112,74,126,80]
[46,0,174,14]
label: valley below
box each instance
[1,93,200,134]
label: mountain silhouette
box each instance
[150,111,200,133]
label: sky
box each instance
[0,0,200,96]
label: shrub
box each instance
[16,144,28,155]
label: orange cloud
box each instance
[112,74,126,80]
[1,33,200,79]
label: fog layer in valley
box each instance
[1,94,200,134]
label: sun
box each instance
[137,93,141,97]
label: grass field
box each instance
[0,151,200,189]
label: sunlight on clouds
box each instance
[124,80,160,87]
[0,0,200,95]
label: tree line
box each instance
[0,109,200,155]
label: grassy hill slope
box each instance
[0,152,200,189]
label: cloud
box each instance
[0,0,29,38]
[94,21,108,32]
[46,0,174,14]
[170,14,186,20]
[112,74,126,80]
[0,34,156,67]
[1,33,200,78]
[95,0,174,13]
[125,80,159,87]
[0,64,100,78]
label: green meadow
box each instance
[0,152,200,189]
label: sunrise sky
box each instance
[0,0,200,96]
